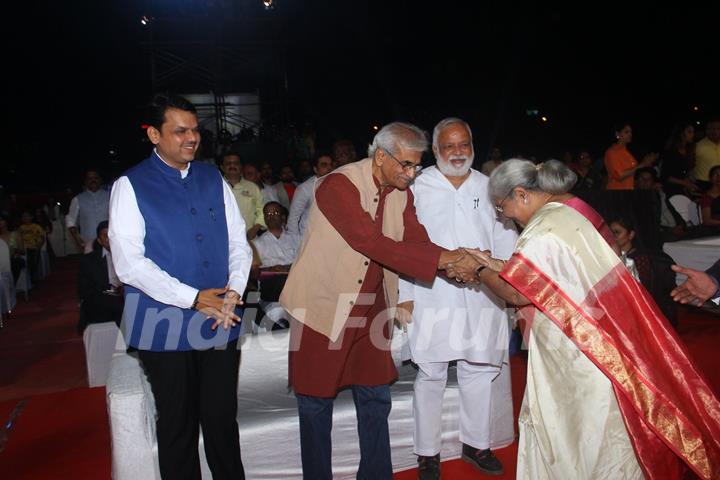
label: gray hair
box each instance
[367,122,428,158]
[432,117,473,149]
[488,159,577,200]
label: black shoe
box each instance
[417,454,441,480]
[461,444,503,476]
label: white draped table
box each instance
[663,236,720,285]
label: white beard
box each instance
[436,153,474,177]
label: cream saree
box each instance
[502,202,720,480]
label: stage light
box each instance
[262,0,274,10]
[693,106,699,111]
[140,15,154,26]
[541,116,548,122]
[372,124,379,131]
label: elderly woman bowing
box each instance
[469,159,720,480]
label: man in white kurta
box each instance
[398,118,517,477]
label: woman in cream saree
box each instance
[468,160,720,480]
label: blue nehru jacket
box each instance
[122,152,240,351]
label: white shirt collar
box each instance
[154,148,191,179]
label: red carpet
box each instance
[0,257,86,402]
[0,388,111,479]
[0,255,718,479]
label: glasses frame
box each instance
[383,149,423,175]
[494,190,514,214]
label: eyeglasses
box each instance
[265,211,283,216]
[494,190,514,214]
[383,149,423,175]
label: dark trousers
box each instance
[10,256,25,282]
[296,384,393,480]
[78,293,123,332]
[138,339,244,480]
[25,248,39,283]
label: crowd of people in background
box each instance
[0,94,718,480]
[0,115,718,330]
[0,114,717,329]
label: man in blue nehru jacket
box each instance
[108,93,253,479]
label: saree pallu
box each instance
[502,202,720,480]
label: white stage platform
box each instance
[106,328,515,479]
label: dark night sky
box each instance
[6,0,718,192]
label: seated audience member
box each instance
[252,202,301,272]
[77,221,123,332]
[251,202,301,328]
[610,216,678,326]
[0,215,26,282]
[635,167,688,235]
[698,165,720,227]
[18,210,46,283]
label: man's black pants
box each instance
[138,338,244,480]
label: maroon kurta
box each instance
[289,173,442,397]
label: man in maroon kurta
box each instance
[281,122,480,479]
[289,173,442,395]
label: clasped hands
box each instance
[195,287,244,330]
[441,248,506,284]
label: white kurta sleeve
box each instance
[65,196,80,228]
[492,217,518,260]
[108,176,198,308]
[222,180,253,295]
[286,180,311,235]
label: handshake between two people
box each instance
[438,248,507,284]
[396,248,508,331]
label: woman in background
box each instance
[660,121,698,198]
[604,122,657,190]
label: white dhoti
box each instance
[413,360,501,455]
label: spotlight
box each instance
[372,124,379,131]
[693,106,699,111]
[140,15,154,26]
[541,116,548,122]
[262,0,274,10]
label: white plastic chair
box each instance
[668,194,702,226]
[15,253,31,301]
